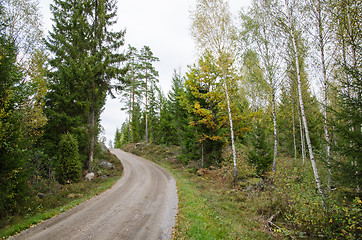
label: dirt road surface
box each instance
[10,149,178,240]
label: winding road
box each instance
[10,149,178,240]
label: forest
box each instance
[114,0,361,238]
[0,0,361,239]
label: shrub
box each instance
[246,126,273,176]
[55,133,82,184]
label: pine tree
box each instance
[138,46,159,143]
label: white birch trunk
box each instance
[298,100,306,166]
[129,89,132,142]
[315,0,331,190]
[292,102,297,161]
[272,92,278,172]
[320,34,331,190]
[224,81,237,180]
[285,0,323,194]
[88,106,95,171]
[291,25,323,195]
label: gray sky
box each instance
[38,0,251,146]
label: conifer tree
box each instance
[330,0,361,191]
[138,46,159,143]
[168,70,189,147]
[45,0,126,170]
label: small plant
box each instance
[55,133,82,184]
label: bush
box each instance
[55,133,82,184]
[269,158,362,239]
[246,126,273,176]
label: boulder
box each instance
[99,161,114,170]
[99,142,108,153]
[37,193,46,199]
[85,172,95,181]
[135,142,145,148]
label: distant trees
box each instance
[116,45,160,144]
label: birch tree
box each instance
[273,0,323,195]
[306,0,334,190]
[1,0,43,70]
[190,0,238,179]
[240,0,283,172]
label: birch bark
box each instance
[286,1,323,194]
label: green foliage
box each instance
[55,133,82,184]
[267,158,361,239]
[246,124,273,176]
[327,0,362,193]
[0,19,29,218]
[114,128,122,148]
[44,0,126,164]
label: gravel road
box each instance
[10,149,178,240]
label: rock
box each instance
[37,193,46,199]
[67,193,83,198]
[99,142,108,153]
[85,172,95,181]
[135,143,145,148]
[99,161,114,170]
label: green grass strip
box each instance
[173,174,231,239]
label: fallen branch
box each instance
[265,211,280,231]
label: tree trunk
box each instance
[315,0,331,190]
[290,22,323,195]
[292,102,297,161]
[272,92,278,172]
[88,0,98,172]
[224,81,237,180]
[201,141,204,168]
[298,99,306,166]
[145,71,148,143]
[320,28,332,190]
[128,90,131,142]
[88,106,95,171]
[132,68,135,142]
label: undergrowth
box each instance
[124,143,361,239]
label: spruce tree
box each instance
[45,0,126,170]
[56,133,82,184]
[330,0,362,192]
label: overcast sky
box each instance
[38,0,251,146]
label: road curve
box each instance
[10,149,178,240]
